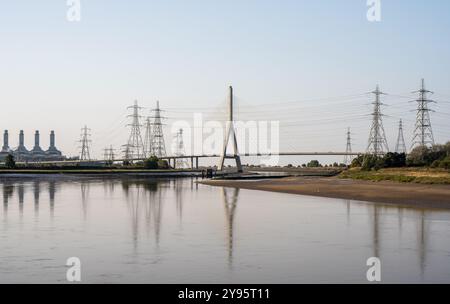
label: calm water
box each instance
[1,176,450,284]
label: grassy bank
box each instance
[340,167,450,184]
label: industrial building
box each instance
[0,130,65,162]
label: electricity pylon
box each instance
[103,147,109,161]
[103,145,115,164]
[122,144,132,164]
[412,79,435,149]
[150,101,167,158]
[175,129,188,168]
[79,125,91,161]
[218,86,243,173]
[143,116,152,158]
[344,127,353,165]
[395,119,407,154]
[366,85,389,155]
[126,100,145,160]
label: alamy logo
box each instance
[366,257,381,282]
[67,0,81,22]
[66,257,82,282]
[367,0,382,22]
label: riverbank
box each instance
[340,168,450,184]
[201,176,450,209]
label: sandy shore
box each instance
[201,177,450,209]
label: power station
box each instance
[0,130,65,162]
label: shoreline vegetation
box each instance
[340,167,450,184]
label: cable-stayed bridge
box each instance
[11,80,450,170]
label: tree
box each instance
[361,155,380,171]
[438,156,450,169]
[407,146,429,166]
[382,152,406,168]
[407,143,449,167]
[158,159,170,169]
[5,154,16,169]
[307,160,321,168]
[351,155,364,168]
[144,156,159,169]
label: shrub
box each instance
[438,156,450,169]
[5,154,16,169]
[144,156,159,169]
[351,155,364,168]
[157,159,169,169]
[407,143,450,167]
[361,155,380,171]
[307,160,321,168]
[382,152,406,168]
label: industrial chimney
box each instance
[19,130,25,148]
[34,131,40,149]
[31,130,44,156]
[50,130,56,149]
[1,130,9,152]
[46,130,62,158]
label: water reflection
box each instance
[121,179,164,251]
[372,205,380,258]
[418,210,428,278]
[3,182,14,214]
[80,182,89,220]
[344,199,431,280]
[0,178,448,283]
[222,187,239,267]
[49,181,56,217]
[18,183,24,216]
[33,181,40,215]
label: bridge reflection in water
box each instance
[0,177,448,283]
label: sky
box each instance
[0,0,449,164]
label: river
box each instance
[1,176,449,283]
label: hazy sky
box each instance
[1,0,449,164]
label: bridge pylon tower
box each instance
[218,86,243,173]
